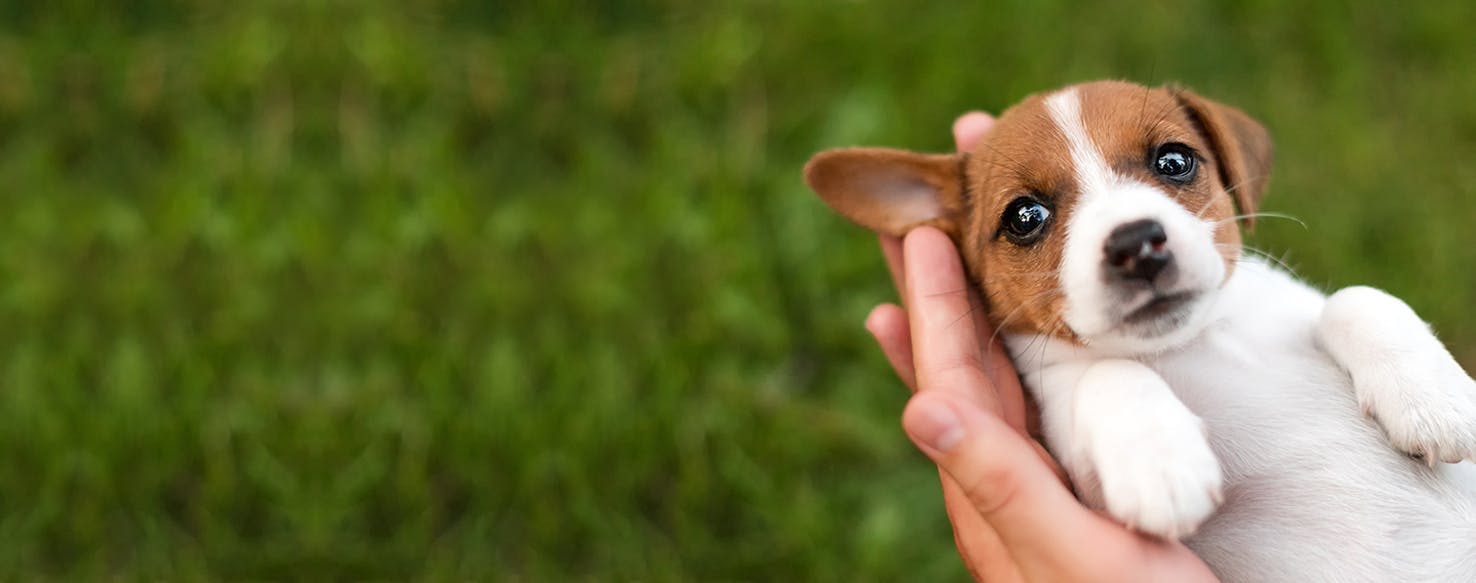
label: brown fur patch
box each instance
[957,93,1076,341]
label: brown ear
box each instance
[1172,88,1274,229]
[802,147,965,237]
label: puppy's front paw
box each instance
[1073,360,1224,539]
[1357,359,1476,464]
[1090,415,1223,539]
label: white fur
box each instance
[1060,183,1225,352]
[1045,89,1114,194]
[1007,97,1476,581]
[1011,260,1476,581]
[1072,359,1223,538]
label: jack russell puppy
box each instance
[804,80,1476,581]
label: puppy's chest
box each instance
[1145,267,1345,429]
[1152,310,1335,413]
[1145,306,1389,479]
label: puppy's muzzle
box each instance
[1104,219,1172,284]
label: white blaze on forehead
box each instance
[1045,88,1117,193]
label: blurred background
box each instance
[2,0,1474,580]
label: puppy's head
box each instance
[806,81,1272,353]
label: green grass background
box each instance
[2,0,1474,580]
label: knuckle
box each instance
[933,352,986,377]
[959,455,1021,518]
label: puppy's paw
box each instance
[1319,286,1476,464]
[1091,415,1224,539]
[1073,360,1224,539]
[1358,360,1476,464]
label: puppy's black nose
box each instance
[1104,219,1172,282]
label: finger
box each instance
[1028,439,1071,487]
[914,299,1061,482]
[879,234,906,301]
[973,315,1018,396]
[902,227,1002,415]
[903,392,1113,571]
[866,303,917,391]
[939,471,1023,583]
[953,112,996,152]
[967,291,1030,437]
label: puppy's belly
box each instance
[1149,320,1476,582]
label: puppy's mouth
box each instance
[1121,291,1197,325]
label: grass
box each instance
[1,0,1473,580]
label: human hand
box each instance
[862,113,1218,582]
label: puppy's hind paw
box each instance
[1319,286,1476,465]
[1361,363,1476,465]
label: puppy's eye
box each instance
[1152,143,1197,183]
[1000,197,1052,244]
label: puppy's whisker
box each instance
[944,302,981,333]
[980,278,1062,304]
[1020,318,1068,381]
[976,272,1063,284]
[979,154,1025,177]
[1214,212,1308,229]
[1017,330,1047,374]
[980,283,1058,305]
[1137,83,1154,130]
[1222,174,1267,196]
[1218,243,1297,274]
[1250,246,1298,275]
[984,288,1059,352]
[978,143,1034,182]
[1193,193,1222,220]
[1147,98,1185,136]
[923,287,972,299]
[1218,173,1270,215]
[1035,320,1068,382]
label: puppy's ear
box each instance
[803,147,966,237]
[1172,88,1274,229]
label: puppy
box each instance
[805,81,1476,581]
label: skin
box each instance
[862,112,1220,582]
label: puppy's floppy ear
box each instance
[1172,87,1274,229]
[803,147,966,237]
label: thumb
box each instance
[952,111,995,152]
[902,392,1109,563]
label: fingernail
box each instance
[906,399,965,453]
